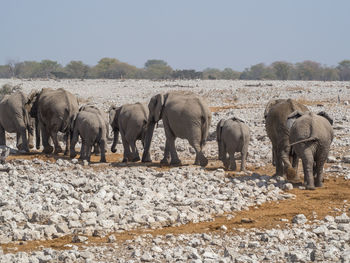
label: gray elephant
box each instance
[265,98,309,179]
[217,117,250,171]
[78,104,110,155]
[0,92,34,152]
[144,92,212,166]
[109,103,150,162]
[27,88,79,155]
[70,105,107,162]
[287,111,334,190]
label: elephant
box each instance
[27,88,79,155]
[70,106,107,162]
[144,92,212,167]
[216,117,250,171]
[109,103,150,162]
[265,98,309,179]
[0,92,34,152]
[287,111,334,190]
[78,104,110,155]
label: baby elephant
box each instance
[70,105,107,162]
[287,111,334,190]
[216,117,250,171]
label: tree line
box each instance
[0,58,349,81]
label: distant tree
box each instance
[144,59,173,79]
[40,60,61,78]
[0,65,11,78]
[322,67,339,81]
[240,63,275,80]
[337,60,350,81]
[16,61,42,78]
[171,69,202,79]
[295,60,322,80]
[272,61,292,80]
[65,61,89,79]
[144,59,168,69]
[202,68,222,80]
[221,68,240,80]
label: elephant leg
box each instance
[168,137,181,166]
[93,143,100,155]
[50,131,62,154]
[240,149,248,172]
[229,153,236,171]
[191,142,208,167]
[121,137,131,162]
[79,139,86,160]
[129,140,140,162]
[27,129,34,149]
[141,138,151,163]
[301,150,315,190]
[64,131,71,156]
[281,145,297,180]
[41,126,53,154]
[99,139,106,163]
[70,130,79,158]
[274,147,284,177]
[160,139,171,165]
[86,142,92,162]
[19,126,29,153]
[315,155,326,188]
[16,132,22,150]
[272,146,276,167]
[0,126,6,146]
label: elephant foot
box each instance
[315,181,323,188]
[131,156,141,162]
[170,159,182,166]
[160,158,170,165]
[54,146,63,154]
[100,157,107,163]
[70,152,77,159]
[286,167,299,182]
[141,155,152,163]
[199,158,208,167]
[29,143,34,149]
[43,146,54,154]
[306,184,316,190]
[122,158,128,163]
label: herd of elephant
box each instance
[0,88,334,190]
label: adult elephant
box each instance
[109,103,150,162]
[144,92,211,167]
[287,111,334,190]
[27,88,79,155]
[0,92,34,152]
[265,98,309,179]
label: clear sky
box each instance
[1,0,349,71]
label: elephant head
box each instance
[148,94,164,124]
[108,105,121,153]
[25,89,41,149]
[216,119,226,161]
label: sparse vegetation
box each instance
[0,58,349,81]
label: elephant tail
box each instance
[290,137,317,146]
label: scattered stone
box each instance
[72,235,88,243]
[292,214,307,224]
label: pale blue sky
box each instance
[1,0,349,70]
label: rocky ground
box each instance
[0,79,350,262]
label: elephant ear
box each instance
[216,119,225,142]
[318,111,333,125]
[150,94,164,123]
[286,110,305,129]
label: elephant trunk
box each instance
[111,129,119,153]
[142,122,155,162]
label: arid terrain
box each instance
[0,79,350,262]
